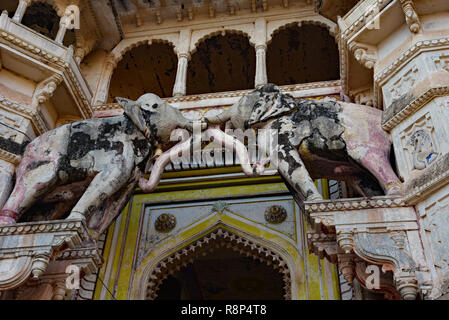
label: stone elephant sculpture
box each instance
[0,93,196,237]
[205,84,402,201]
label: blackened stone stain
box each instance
[0,136,29,155]
[27,160,51,171]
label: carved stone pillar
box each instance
[94,57,115,105]
[173,29,191,97]
[12,0,32,23]
[172,53,189,97]
[254,18,267,88]
[55,5,79,44]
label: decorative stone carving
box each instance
[0,93,197,238]
[354,259,401,300]
[205,84,402,202]
[307,231,338,263]
[32,74,64,107]
[0,219,89,291]
[409,130,439,170]
[400,113,439,174]
[400,0,421,34]
[433,55,449,73]
[337,230,354,254]
[389,230,407,249]
[0,239,103,300]
[264,205,287,224]
[418,192,449,298]
[338,254,356,285]
[349,42,377,69]
[154,213,176,232]
[388,66,419,103]
[353,87,374,107]
[211,200,229,214]
[354,232,419,300]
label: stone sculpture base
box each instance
[0,219,103,300]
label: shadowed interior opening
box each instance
[186,32,256,95]
[108,42,178,102]
[155,246,285,300]
[267,24,339,85]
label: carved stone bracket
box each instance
[32,74,64,107]
[2,243,103,300]
[307,231,338,263]
[349,42,377,69]
[0,219,90,292]
[337,253,356,286]
[353,232,418,300]
[400,0,421,33]
[354,258,402,300]
[304,196,431,299]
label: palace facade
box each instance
[0,0,448,300]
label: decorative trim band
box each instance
[0,94,47,134]
[304,196,405,214]
[0,219,88,239]
[381,86,449,131]
[375,37,449,85]
[0,148,21,165]
[94,80,342,110]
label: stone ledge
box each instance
[381,85,449,131]
[0,219,91,291]
[304,196,417,234]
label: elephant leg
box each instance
[0,161,59,225]
[348,148,401,195]
[274,144,323,201]
[67,165,133,221]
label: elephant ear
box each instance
[247,88,297,126]
[116,97,146,133]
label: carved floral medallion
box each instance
[264,205,287,224]
[154,213,176,232]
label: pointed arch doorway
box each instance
[147,228,291,300]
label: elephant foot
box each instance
[0,210,19,225]
[66,211,86,221]
[306,193,323,202]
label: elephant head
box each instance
[205,84,297,129]
[116,93,195,147]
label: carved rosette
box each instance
[264,205,287,224]
[154,213,176,232]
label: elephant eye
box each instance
[152,103,158,109]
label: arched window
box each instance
[267,24,339,85]
[108,42,178,102]
[2,1,75,46]
[187,32,256,95]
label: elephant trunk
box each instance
[139,137,193,192]
[204,104,235,125]
[206,127,257,177]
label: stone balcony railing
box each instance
[0,11,93,119]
